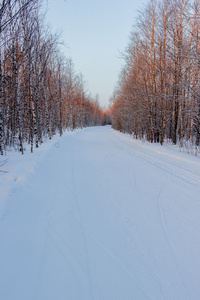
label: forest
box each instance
[110,0,200,154]
[1,0,200,156]
[0,1,199,298]
[0,0,104,155]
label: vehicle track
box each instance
[110,130,200,188]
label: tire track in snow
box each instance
[109,130,195,299]
[90,235,152,300]
[156,187,190,299]
[76,132,166,299]
[33,143,65,300]
[121,204,182,300]
[71,137,94,300]
[1,127,199,300]
[70,130,153,299]
[111,130,200,188]
[46,224,88,281]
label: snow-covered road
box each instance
[0,126,200,300]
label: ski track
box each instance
[110,130,200,188]
[0,126,200,300]
[71,137,94,300]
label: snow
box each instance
[0,126,200,300]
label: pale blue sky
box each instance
[46,0,148,107]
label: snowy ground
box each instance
[0,126,200,300]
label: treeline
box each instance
[111,0,200,153]
[0,0,103,155]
